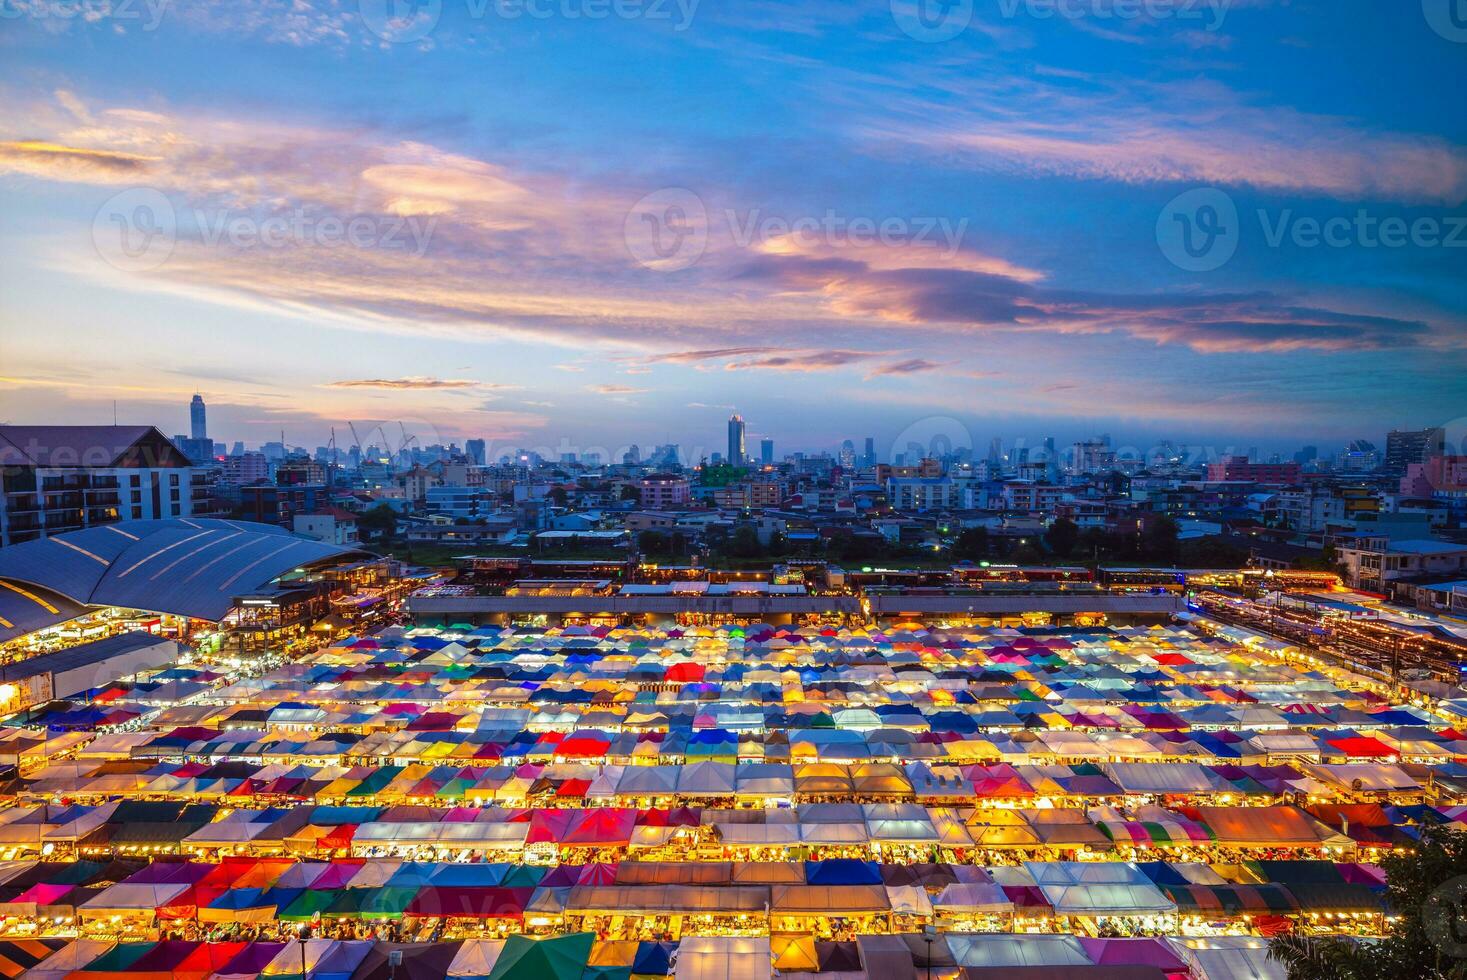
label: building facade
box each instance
[0,425,201,548]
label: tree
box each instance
[549,486,569,508]
[1269,826,1467,980]
[637,530,668,555]
[1141,515,1179,564]
[620,484,642,503]
[358,503,398,541]
[1044,517,1080,557]
[728,525,763,559]
[952,527,989,562]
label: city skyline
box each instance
[2,2,1464,447]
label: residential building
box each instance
[293,508,361,546]
[638,474,691,510]
[1204,456,1302,485]
[0,425,200,547]
[887,477,957,512]
[240,484,327,526]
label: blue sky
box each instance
[1,0,1464,459]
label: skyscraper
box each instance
[189,394,207,440]
[863,437,875,468]
[760,438,774,466]
[466,439,486,466]
[727,414,745,467]
[1385,427,1446,475]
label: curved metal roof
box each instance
[0,518,366,641]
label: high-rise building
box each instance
[838,439,856,469]
[466,439,486,466]
[760,438,774,466]
[189,394,207,440]
[863,437,875,468]
[1385,427,1446,475]
[727,414,746,467]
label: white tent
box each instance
[674,936,772,980]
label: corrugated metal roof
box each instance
[0,518,364,632]
[0,631,176,684]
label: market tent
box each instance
[1167,937,1285,980]
[673,937,772,980]
[770,884,890,914]
[1025,862,1176,917]
[446,939,506,979]
[404,887,534,919]
[946,934,1091,969]
[932,882,1015,915]
[348,942,463,980]
[0,939,64,978]
[485,933,594,980]
[259,938,373,979]
[1190,806,1351,848]
[11,939,113,980]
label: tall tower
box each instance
[727,414,746,467]
[189,394,207,440]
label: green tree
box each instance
[1044,517,1080,557]
[1141,515,1180,564]
[1269,826,1467,980]
[620,484,642,503]
[728,525,763,559]
[952,527,989,562]
[358,503,398,541]
[637,530,668,555]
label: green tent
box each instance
[325,886,420,919]
[497,864,548,888]
[488,933,595,980]
[75,943,156,972]
[280,887,343,921]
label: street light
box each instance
[296,923,312,980]
[922,924,937,980]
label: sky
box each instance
[1,0,1464,461]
